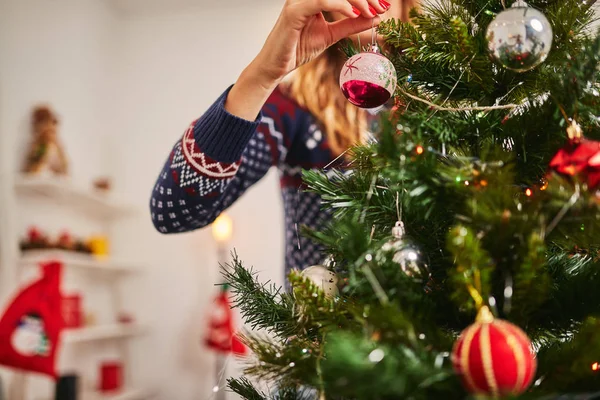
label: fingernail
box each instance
[368,5,378,15]
[379,0,391,9]
[352,6,361,15]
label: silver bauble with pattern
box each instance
[486,1,553,72]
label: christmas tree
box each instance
[223,0,600,398]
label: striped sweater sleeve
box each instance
[150,86,300,233]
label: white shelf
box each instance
[19,250,140,274]
[63,324,148,343]
[82,388,154,400]
[14,175,135,218]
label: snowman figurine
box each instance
[11,313,50,356]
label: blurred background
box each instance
[0,0,287,398]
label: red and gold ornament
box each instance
[452,306,537,397]
[549,121,600,190]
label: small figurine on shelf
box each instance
[116,312,134,325]
[55,230,74,251]
[19,226,51,251]
[73,238,93,255]
[87,235,110,259]
[23,106,68,176]
[93,177,112,193]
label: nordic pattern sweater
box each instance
[150,86,344,278]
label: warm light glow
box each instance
[593,362,599,371]
[479,179,488,187]
[212,213,233,242]
[416,145,424,155]
[525,188,533,197]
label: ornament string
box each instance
[397,86,518,111]
[371,18,376,48]
[465,269,485,310]
[204,354,232,400]
[426,56,474,123]
[395,192,402,222]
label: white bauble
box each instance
[300,265,339,298]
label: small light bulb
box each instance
[416,145,424,155]
[592,362,599,371]
[464,180,470,186]
[212,213,233,242]
[525,188,533,197]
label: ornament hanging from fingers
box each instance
[340,19,397,109]
[486,1,553,72]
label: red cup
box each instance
[61,294,82,328]
[99,361,123,392]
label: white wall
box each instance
[108,1,285,399]
[0,0,125,397]
[1,0,285,398]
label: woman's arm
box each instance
[150,0,391,232]
[224,0,389,121]
[150,87,307,233]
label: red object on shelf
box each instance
[0,261,64,379]
[204,286,247,356]
[61,294,82,328]
[28,226,43,243]
[99,361,123,392]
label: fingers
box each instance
[329,14,381,43]
[348,0,389,17]
[292,0,355,19]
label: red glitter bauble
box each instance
[452,307,537,397]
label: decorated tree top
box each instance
[224,0,600,398]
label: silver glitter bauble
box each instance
[300,265,339,298]
[486,1,553,72]
[380,221,430,282]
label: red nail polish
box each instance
[368,5,377,15]
[352,6,361,15]
[379,0,391,9]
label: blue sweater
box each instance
[150,86,344,276]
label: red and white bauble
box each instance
[340,46,397,109]
[452,307,537,397]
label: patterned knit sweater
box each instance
[150,86,343,277]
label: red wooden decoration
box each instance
[204,288,247,356]
[0,261,64,378]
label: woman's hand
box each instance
[257,0,390,82]
[226,0,390,121]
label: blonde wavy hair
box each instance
[286,1,418,156]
